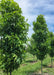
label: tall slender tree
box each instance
[32,14,48,74]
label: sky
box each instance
[14,0,54,38]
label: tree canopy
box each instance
[32,15,48,60]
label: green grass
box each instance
[43,68,54,75]
[0,53,54,75]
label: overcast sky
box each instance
[14,0,54,38]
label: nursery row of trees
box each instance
[0,0,54,75]
[27,15,54,74]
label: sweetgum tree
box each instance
[32,14,48,74]
[0,0,29,75]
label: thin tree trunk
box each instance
[41,60,43,75]
[51,58,53,68]
[7,72,8,75]
[7,69,8,75]
[10,71,12,75]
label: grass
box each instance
[0,53,54,75]
[43,68,54,75]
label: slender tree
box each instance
[32,14,48,74]
[0,0,29,75]
[49,32,54,67]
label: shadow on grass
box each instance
[43,64,48,67]
[25,60,37,63]
[23,70,42,75]
[43,64,52,68]
[25,71,49,75]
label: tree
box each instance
[49,32,54,67]
[0,0,29,75]
[32,14,48,74]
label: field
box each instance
[0,52,54,75]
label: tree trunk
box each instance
[10,71,12,75]
[51,58,53,68]
[7,70,8,75]
[7,72,8,75]
[41,60,43,75]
